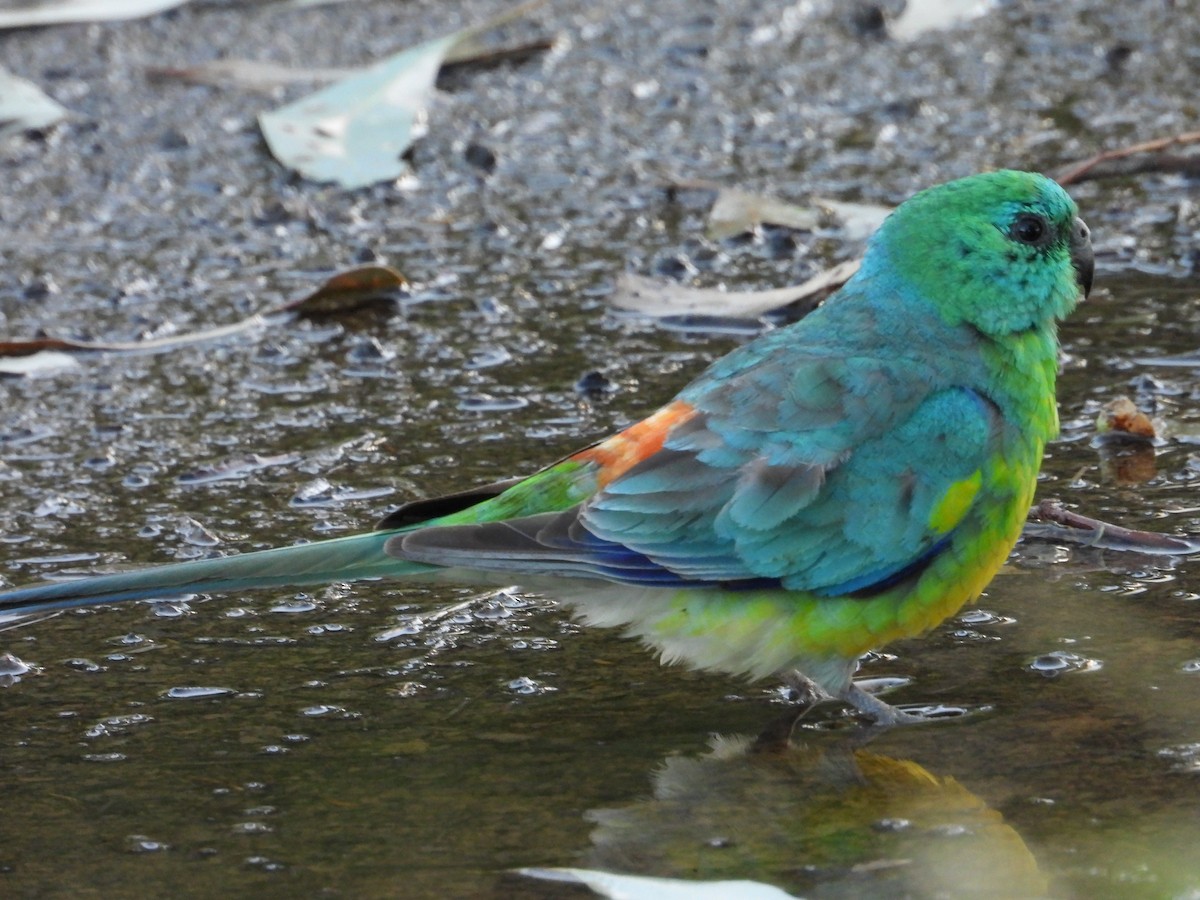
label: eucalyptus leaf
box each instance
[259,33,454,189]
[0,0,191,29]
[611,260,861,320]
[0,68,68,139]
[518,868,798,900]
[889,0,998,41]
[259,0,547,188]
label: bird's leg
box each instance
[840,682,929,727]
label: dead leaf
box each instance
[281,265,409,316]
[0,351,81,377]
[0,264,410,370]
[147,60,356,91]
[0,0,192,29]
[1095,396,1157,441]
[259,0,549,188]
[0,67,68,139]
[610,260,860,320]
[707,189,820,240]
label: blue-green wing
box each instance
[393,342,999,594]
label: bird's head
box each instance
[866,170,1092,338]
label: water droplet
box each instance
[1028,650,1102,677]
[1157,743,1200,772]
[127,835,168,853]
[506,676,556,695]
[464,347,512,370]
[163,686,235,700]
[375,622,423,641]
[0,652,32,677]
[233,821,274,834]
[270,600,317,614]
[300,704,359,719]
[33,495,86,517]
[174,516,220,547]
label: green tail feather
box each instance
[0,531,430,616]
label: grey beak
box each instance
[1071,217,1094,298]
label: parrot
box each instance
[0,170,1093,725]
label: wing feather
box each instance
[385,333,1000,596]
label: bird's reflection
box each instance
[525,727,1047,899]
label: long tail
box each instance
[0,531,432,617]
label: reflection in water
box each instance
[527,729,1047,899]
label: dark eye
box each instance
[1009,213,1049,246]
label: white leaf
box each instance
[0,68,68,139]
[518,868,798,900]
[0,0,192,29]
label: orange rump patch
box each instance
[574,399,695,487]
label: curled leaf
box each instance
[282,265,409,316]
[611,260,860,321]
[1095,396,1157,442]
[0,264,409,368]
[707,189,820,240]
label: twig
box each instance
[1024,500,1200,555]
[1057,130,1200,186]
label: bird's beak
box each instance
[1071,217,1094,299]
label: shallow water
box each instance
[3,1,1200,897]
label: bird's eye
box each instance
[1009,213,1049,246]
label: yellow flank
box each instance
[927,470,982,534]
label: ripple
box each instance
[1027,650,1103,677]
[458,394,529,412]
[957,608,1016,627]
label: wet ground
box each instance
[2,0,1200,897]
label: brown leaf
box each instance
[280,265,409,317]
[1095,395,1156,441]
[0,265,410,369]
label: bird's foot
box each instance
[781,670,830,707]
[842,682,969,727]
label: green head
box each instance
[866,170,1093,336]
